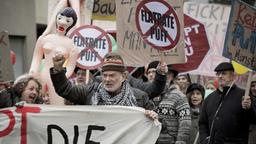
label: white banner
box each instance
[0,105,161,144]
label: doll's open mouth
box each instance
[59,26,65,31]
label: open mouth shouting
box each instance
[27,95,36,103]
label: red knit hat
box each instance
[101,52,126,72]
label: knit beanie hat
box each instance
[101,52,126,72]
[146,61,159,72]
[177,73,192,83]
[186,83,205,98]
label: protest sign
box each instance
[223,0,256,71]
[92,0,116,21]
[0,31,14,82]
[184,2,230,76]
[135,0,180,50]
[70,25,112,70]
[172,14,210,72]
[116,0,185,67]
[0,105,161,144]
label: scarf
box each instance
[190,107,200,118]
[92,81,137,106]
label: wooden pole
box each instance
[245,71,252,96]
[159,51,164,64]
[86,69,90,84]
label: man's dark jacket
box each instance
[50,68,166,109]
[199,85,256,144]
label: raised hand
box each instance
[52,53,66,71]
[157,61,168,75]
[242,95,251,110]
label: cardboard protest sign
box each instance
[0,31,14,82]
[184,2,230,76]
[70,25,112,70]
[116,0,185,67]
[0,105,161,144]
[92,0,116,21]
[223,0,256,71]
[135,0,180,51]
[172,14,210,72]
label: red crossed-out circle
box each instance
[70,25,112,70]
[135,0,180,51]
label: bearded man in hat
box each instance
[199,62,256,144]
[50,52,158,118]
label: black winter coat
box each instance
[199,85,256,144]
[0,88,19,108]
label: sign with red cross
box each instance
[135,0,181,51]
[70,25,112,70]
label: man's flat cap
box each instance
[214,62,234,72]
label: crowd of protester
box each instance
[1,52,256,144]
[0,3,256,143]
